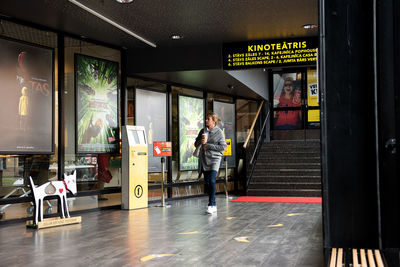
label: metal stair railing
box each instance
[240,100,270,195]
[245,110,270,194]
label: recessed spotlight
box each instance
[116,0,134,3]
[171,35,183,40]
[302,24,318,29]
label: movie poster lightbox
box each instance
[0,37,54,154]
[75,54,119,154]
[178,95,204,171]
[135,88,167,172]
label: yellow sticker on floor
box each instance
[226,217,236,220]
[267,224,283,228]
[234,236,250,243]
[140,254,178,262]
[287,213,304,216]
[178,231,199,235]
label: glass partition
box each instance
[64,37,121,207]
[0,21,58,221]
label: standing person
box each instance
[195,112,227,214]
[274,77,302,129]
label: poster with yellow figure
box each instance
[0,38,53,154]
[307,69,320,122]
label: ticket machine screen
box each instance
[128,130,146,145]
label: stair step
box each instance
[262,142,320,145]
[256,157,321,164]
[251,175,321,183]
[248,182,321,190]
[260,147,320,152]
[254,163,321,169]
[258,151,321,157]
[247,189,322,197]
[253,170,321,177]
[260,146,320,151]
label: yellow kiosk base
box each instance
[26,216,82,229]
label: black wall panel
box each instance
[321,0,379,248]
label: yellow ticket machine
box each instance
[121,126,148,210]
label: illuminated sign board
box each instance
[153,142,172,157]
[222,37,318,70]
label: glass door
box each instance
[271,68,320,140]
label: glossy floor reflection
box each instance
[0,195,323,267]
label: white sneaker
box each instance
[206,206,217,214]
[206,206,212,214]
[212,206,217,213]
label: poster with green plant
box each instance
[75,54,118,153]
[179,95,204,171]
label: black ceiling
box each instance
[0,0,318,49]
[131,69,263,100]
[0,0,318,100]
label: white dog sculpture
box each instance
[29,171,77,225]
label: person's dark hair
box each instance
[207,112,221,125]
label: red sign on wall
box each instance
[153,142,172,157]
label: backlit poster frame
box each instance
[135,88,167,172]
[178,95,204,171]
[0,36,54,154]
[75,54,119,154]
[213,100,236,168]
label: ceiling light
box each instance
[68,0,156,47]
[171,35,183,40]
[116,0,134,3]
[302,24,318,29]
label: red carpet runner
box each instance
[230,196,322,203]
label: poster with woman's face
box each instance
[273,73,303,130]
[179,95,204,171]
[75,54,119,153]
[135,88,167,172]
[0,37,54,154]
[213,101,236,168]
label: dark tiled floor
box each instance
[0,195,323,267]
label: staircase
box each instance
[247,140,321,197]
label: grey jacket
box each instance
[194,126,227,172]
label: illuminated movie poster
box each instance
[179,95,204,171]
[75,54,119,153]
[213,101,236,168]
[272,72,303,130]
[135,88,167,172]
[0,37,54,154]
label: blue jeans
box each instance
[204,170,217,206]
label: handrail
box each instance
[250,109,270,165]
[246,110,270,189]
[243,100,264,149]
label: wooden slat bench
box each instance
[329,248,385,267]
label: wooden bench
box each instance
[329,248,385,267]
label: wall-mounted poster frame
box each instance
[178,94,204,171]
[75,54,119,154]
[135,88,167,172]
[0,36,54,154]
[213,100,236,168]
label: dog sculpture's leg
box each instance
[59,194,65,219]
[39,198,44,222]
[33,198,39,225]
[63,195,70,218]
